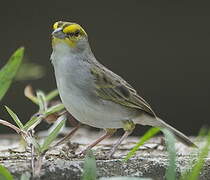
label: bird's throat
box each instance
[52,37,76,48]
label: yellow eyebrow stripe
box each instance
[63,24,81,34]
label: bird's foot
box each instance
[76,148,89,158]
[104,149,115,159]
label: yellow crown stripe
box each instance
[53,22,59,30]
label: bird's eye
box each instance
[66,30,80,37]
[67,32,74,37]
[74,30,80,37]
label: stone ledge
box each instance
[0,128,208,180]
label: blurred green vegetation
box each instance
[0,47,24,101]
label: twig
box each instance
[33,154,44,178]
[0,119,26,135]
[30,130,35,177]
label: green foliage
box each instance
[5,106,24,129]
[124,127,160,161]
[24,86,59,105]
[0,165,30,180]
[23,115,42,131]
[15,62,45,81]
[36,91,47,113]
[40,116,66,153]
[162,129,176,180]
[23,90,64,131]
[46,89,59,101]
[2,87,65,155]
[180,130,210,180]
[100,177,151,180]
[20,172,31,180]
[0,47,24,101]
[82,150,97,180]
[123,127,210,180]
[82,152,152,180]
[44,103,65,116]
[0,165,13,180]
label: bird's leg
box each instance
[78,128,116,155]
[108,121,135,158]
[53,112,81,147]
[53,123,81,147]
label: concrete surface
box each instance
[0,128,208,180]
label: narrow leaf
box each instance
[36,91,47,112]
[25,136,42,154]
[0,165,13,180]
[162,128,176,180]
[44,104,65,116]
[184,130,210,180]
[124,127,160,161]
[24,85,39,105]
[20,172,31,180]
[0,47,24,101]
[82,150,97,180]
[5,106,24,129]
[46,89,59,101]
[180,128,209,180]
[41,116,66,153]
[99,177,151,180]
[23,115,42,131]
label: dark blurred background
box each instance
[0,1,209,135]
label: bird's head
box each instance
[52,21,88,48]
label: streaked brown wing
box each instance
[90,65,155,116]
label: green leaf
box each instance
[44,104,65,116]
[197,127,208,137]
[15,62,45,81]
[99,177,152,180]
[162,128,176,180]
[23,115,42,131]
[26,136,42,154]
[0,47,24,101]
[46,89,59,101]
[24,85,39,105]
[26,95,39,105]
[0,165,13,180]
[82,150,97,180]
[124,127,160,161]
[5,106,24,129]
[183,130,210,180]
[20,172,31,180]
[36,91,47,112]
[40,116,66,153]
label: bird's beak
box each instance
[52,28,67,39]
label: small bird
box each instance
[50,21,197,157]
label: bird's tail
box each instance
[133,115,197,148]
[157,118,197,148]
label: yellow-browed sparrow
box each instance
[51,21,197,157]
